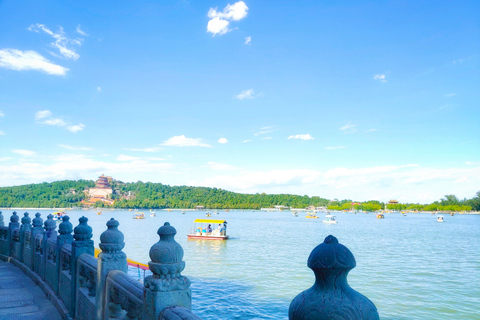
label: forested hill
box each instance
[0,180,330,209]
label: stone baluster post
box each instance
[19,212,32,263]
[71,216,94,315]
[8,211,20,257]
[42,214,57,280]
[54,216,73,294]
[289,235,379,320]
[31,213,44,272]
[144,222,192,320]
[0,211,4,227]
[96,218,128,320]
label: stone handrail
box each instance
[0,212,202,320]
[0,210,380,320]
[105,270,144,319]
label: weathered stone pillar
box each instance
[8,211,20,257]
[42,214,57,280]
[31,213,44,272]
[144,222,192,320]
[96,218,128,320]
[19,212,32,263]
[55,215,73,294]
[289,235,379,320]
[0,211,4,227]
[19,212,32,262]
[71,216,94,315]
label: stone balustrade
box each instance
[0,211,202,320]
[0,210,379,320]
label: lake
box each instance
[4,209,479,319]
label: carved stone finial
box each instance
[0,211,4,226]
[289,235,379,320]
[145,222,190,292]
[21,212,31,225]
[99,218,125,252]
[59,216,73,235]
[11,211,19,223]
[44,214,56,232]
[32,213,43,228]
[74,216,93,241]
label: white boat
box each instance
[187,219,229,240]
[437,215,444,222]
[322,215,338,224]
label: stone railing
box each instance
[0,211,202,320]
[0,210,380,320]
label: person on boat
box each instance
[223,221,227,231]
[206,224,212,233]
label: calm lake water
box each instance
[4,209,480,319]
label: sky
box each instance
[0,0,479,203]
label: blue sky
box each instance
[0,0,479,203]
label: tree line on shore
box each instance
[0,180,478,212]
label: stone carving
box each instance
[44,214,57,239]
[21,212,32,228]
[32,213,43,229]
[289,235,379,320]
[145,222,190,292]
[74,216,93,242]
[144,222,192,318]
[62,246,72,271]
[0,211,4,227]
[11,228,20,242]
[106,271,144,320]
[59,216,73,238]
[10,211,19,224]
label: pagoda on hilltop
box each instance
[82,174,115,207]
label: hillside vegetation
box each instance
[0,180,478,212]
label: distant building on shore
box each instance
[82,175,115,206]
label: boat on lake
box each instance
[52,211,66,222]
[150,209,156,217]
[187,219,228,240]
[376,213,385,219]
[133,212,145,219]
[305,212,318,219]
[437,215,444,222]
[97,211,102,215]
[322,215,337,224]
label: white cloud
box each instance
[261,137,272,140]
[288,134,314,141]
[207,1,248,36]
[12,149,36,157]
[28,23,82,60]
[0,131,4,136]
[365,128,377,133]
[0,155,174,187]
[117,155,139,161]
[234,89,255,100]
[325,146,346,150]
[207,17,230,36]
[207,162,237,170]
[0,49,68,75]
[444,93,456,97]
[465,161,480,165]
[124,146,162,152]
[97,86,102,92]
[161,135,211,147]
[67,124,85,132]
[218,138,228,144]
[59,144,92,151]
[373,74,387,83]
[0,111,4,117]
[35,110,52,120]
[208,1,248,21]
[340,122,357,133]
[254,129,274,136]
[188,164,480,203]
[245,36,251,45]
[43,118,67,126]
[242,140,252,143]
[0,157,11,161]
[76,25,88,36]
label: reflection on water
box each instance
[3,209,479,319]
